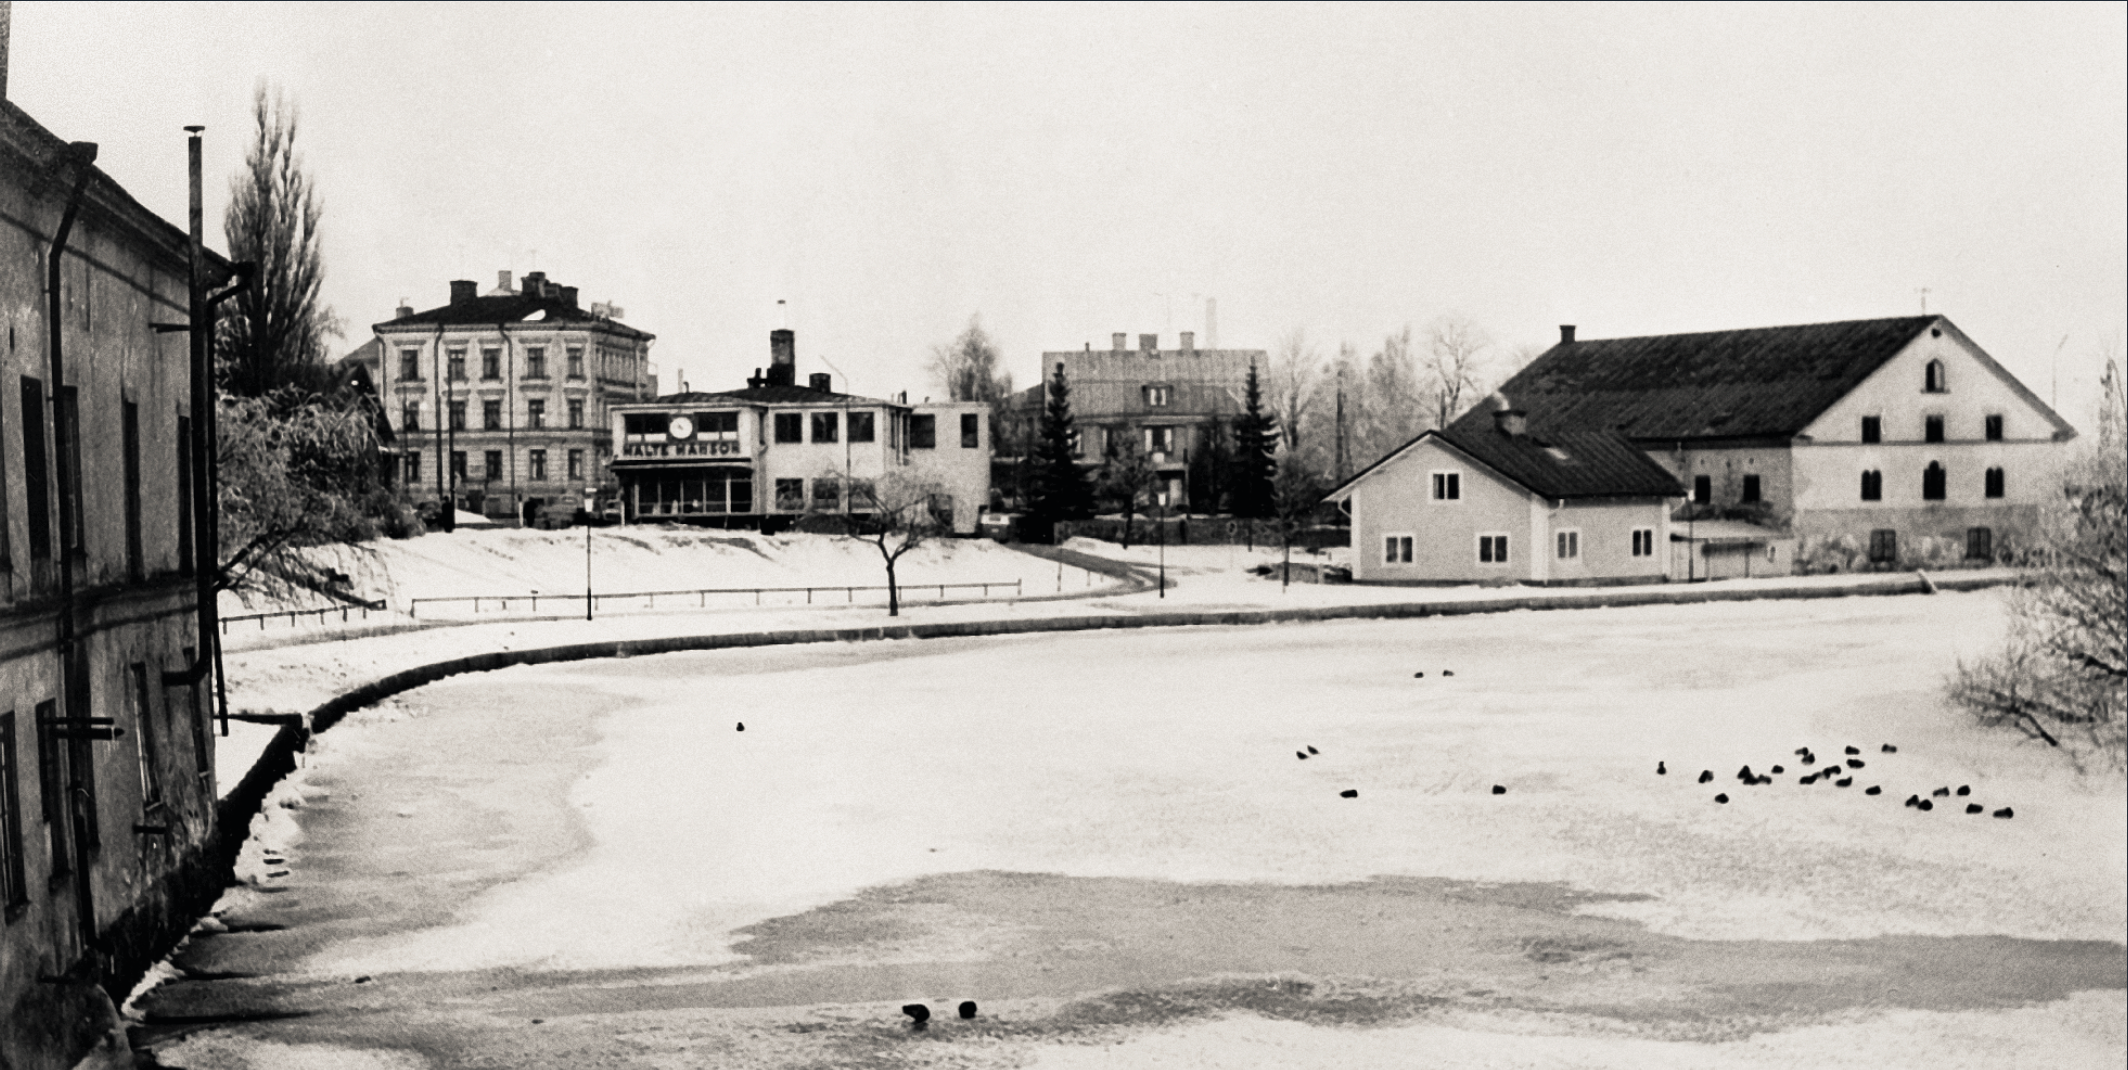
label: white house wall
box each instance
[1349,439,1537,583]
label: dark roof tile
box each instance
[1436,425,1684,499]
[377,294,653,340]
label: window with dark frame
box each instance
[0,711,24,913]
[775,478,805,510]
[1924,359,1946,392]
[1966,527,1993,561]
[1631,529,1655,557]
[1555,530,1580,560]
[1985,466,2005,499]
[961,413,980,448]
[567,347,585,378]
[774,413,804,444]
[1860,415,1881,443]
[1869,529,1898,563]
[399,349,421,379]
[1740,474,1761,503]
[449,401,467,431]
[1478,534,1508,564]
[567,399,584,429]
[1384,535,1413,564]
[483,450,502,479]
[528,400,546,429]
[567,449,583,480]
[526,348,547,379]
[1923,462,1947,501]
[481,348,501,380]
[448,348,467,381]
[402,402,420,432]
[404,453,421,483]
[1432,472,1461,501]
[849,411,876,443]
[1985,414,2003,441]
[529,449,547,481]
[909,414,936,449]
[1861,469,1882,501]
[811,412,839,443]
[1924,415,1945,443]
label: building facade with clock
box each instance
[608,328,991,533]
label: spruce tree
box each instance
[1029,361,1094,538]
[1231,362,1278,518]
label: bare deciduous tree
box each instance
[1359,326,1426,466]
[847,472,953,617]
[1267,329,1323,455]
[1424,314,1493,428]
[1096,433,1158,547]
[928,315,1014,404]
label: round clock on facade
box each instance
[666,415,694,440]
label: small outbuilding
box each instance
[1324,402,1685,585]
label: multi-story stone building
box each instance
[608,328,991,533]
[1025,331,1266,511]
[363,271,656,522]
[1,99,230,1065]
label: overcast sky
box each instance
[12,3,2125,427]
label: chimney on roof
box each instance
[809,372,831,393]
[1111,332,1127,354]
[449,279,477,305]
[559,286,578,309]
[523,271,548,297]
[394,301,413,319]
[767,329,796,387]
[748,367,764,389]
[1491,393,1527,438]
[1140,333,1158,357]
[1559,324,1576,344]
[1180,331,1195,355]
[498,269,513,293]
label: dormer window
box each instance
[1144,385,1171,407]
[1924,358,1947,393]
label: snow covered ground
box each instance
[146,573,2127,1069]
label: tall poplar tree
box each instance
[219,84,342,398]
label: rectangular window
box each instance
[1383,535,1413,564]
[961,413,980,448]
[0,711,24,912]
[20,378,50,561]
[528,400,546,429]
[1431,472,1461,501]
[1985,466,2005,499]
[1477,534,1509,565]
[1966,526,1993,561]
[910,414,936,449]
[481,348,501,380]
[483,450,502,480]
[1860,469,1882,501]
[404,452,422,483]
[811,412,839,443]
[774,478,805,511]
[525,348,547,379]
[34,700,63,876]
[1145,426,1174,454]
[122,400,143,580]
[849,478,876,511]
[697,411,739,437]
[811,478,840,512]
[774,413,804,444]
[182,647,210,780]
[567,449,584,480]
[402,402,421,432]
[1556,530,1580,560]
[449,401,467,431]
[176,415,193,573]
[1985,414,2003,441]
[1923,463,1947,501]
[1740,474,1761,503]
[849,411,876,443]
[451,451,468,481]
[447,348,467,381]
[1631,528,1655,557]
[1692,474,1710,505]
[131,664,162,810]
[1925,415,1945,443]
[567,347,585,378]
[567,400,584,429]
[399,349,421,379]
[1860,415,1881,443]
[474,400,496,431]
[1145,385,1171,407]
[1868,529,1898,563]
[529,449,547,481]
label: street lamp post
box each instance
[1156,490,1167,599]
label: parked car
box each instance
[978,511,1020,541]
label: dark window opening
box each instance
[483,450,502,480]
[1924,359,1946,393]
[0,711,26,911]
[910,414,937,449]
[567,400,584,429]
[1966,527,1993,561]
[525,348,547,379]
[1478,534,1508,564]
[1923,462,1947,501]
[529,449,547,481]
[1860,470,1882,501]
[448,401,467,432]
[404,453,421,483]
[176,415,193,574]
[1985,414,2003,441]
[811,478,840,512]
[1985,466,2005,499]
[623,413,663,436]
[451,451,468,481]
[21,378,50,561]
[774,478,805,511]
[1868,529,1898,563]
[122,401,143,581]
[810,412,838,443]
[447,349,467,381]
[1860,415,1881,443]
[567,449,584,480]
[481,349,500,380]
[1692,474,1710,505]
[849,411,876,443]
[696,411,739,436]
[961,413,980,448]
[1740,474,1761,503]
[1432,472,1461,500]
[398,350,421,379]
[183,647,210,779]
[402,402,420,432]
[528,400,546,430]
[1924,415,1945,443]
[58,387,82,557]
[774,413,804,444]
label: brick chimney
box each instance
[1559,324,1576,344]
[767,329,796,387]
[809,372,832,393]
[1111,332,1127,354]
[497,269,513,293]
[1493,394,1527,437]
[449,279,477,305]
[522,271,548,298]
[1180,331,1195,355]
[1139,333,1158,357]
[559,286,578,309]
[394,302,413,319]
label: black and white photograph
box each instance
[0,3,2121,1067]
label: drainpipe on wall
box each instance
[44,140,95,706]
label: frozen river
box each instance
[141,592,2125,1068]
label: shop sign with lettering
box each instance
[622,439,743,459]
